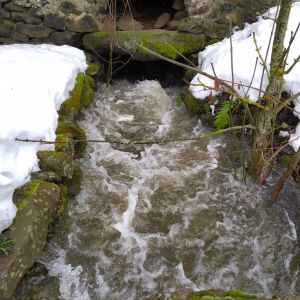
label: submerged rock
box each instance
[83,29,206,61]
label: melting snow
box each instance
[190,1,300,152]
[0,44,87,233]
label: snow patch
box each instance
[0,44,87,233]
[190,2,300,151]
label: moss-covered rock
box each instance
[82,81,94,107]
[56,184,69,218]
[179,89,201,114]
[56,121,87,158]
[55,133,75,157]
[31,171,63,184]
[83,29,206,61]
[37,151,76,180]
[58,73,85,122]
[86,62,101,76]
[151,289,260,300]
[0,180,60,300]
[58,72,94,121]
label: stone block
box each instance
[0,180,60,300]
[154,13,171,29]
[49,30,81,46]
[43,14,67,31]
[58,1,81,15]
[66,14,101,33]
[0,20,15,37]
[11,12,42,25]
[10,30,29,42]
[37,151,76,180]
[117,14,143,31]
[4,2,26,12]
[0,8,10,19]
[16,22,53,38]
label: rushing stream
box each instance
[15,80,300,299]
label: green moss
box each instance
[56,121,87,158]
[184,69,198,82]
[13,179,45,201]
[13,179,57,213]
[59,73,85,121]
[57,184,69,217]
[0,234,13,255]
[82,83,94,107]
[224,290,257,299]
[86,74,96,89]
[180,90,201,114]
[37,151,76,180]
[280,154,293,167]
[83,30,206,60]
[86,63,101,76]
[16,199,29,212]
[55,133,75,157]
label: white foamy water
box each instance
[15,80,300,300]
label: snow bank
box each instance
[0,44,87,233]
[190,1,300,151]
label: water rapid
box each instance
[15,80,300,300]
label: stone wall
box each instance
[179,0,280,38]
[0,0,106,45]
[0,0,284,46]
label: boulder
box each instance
[83,29,206,61]
[117,14,143,31]
[37,151,76,180]
[0,180,60,300]
[154,13,171,29]
[43,14,68,30]
[16,23,53,38]
[66,14,101,33]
